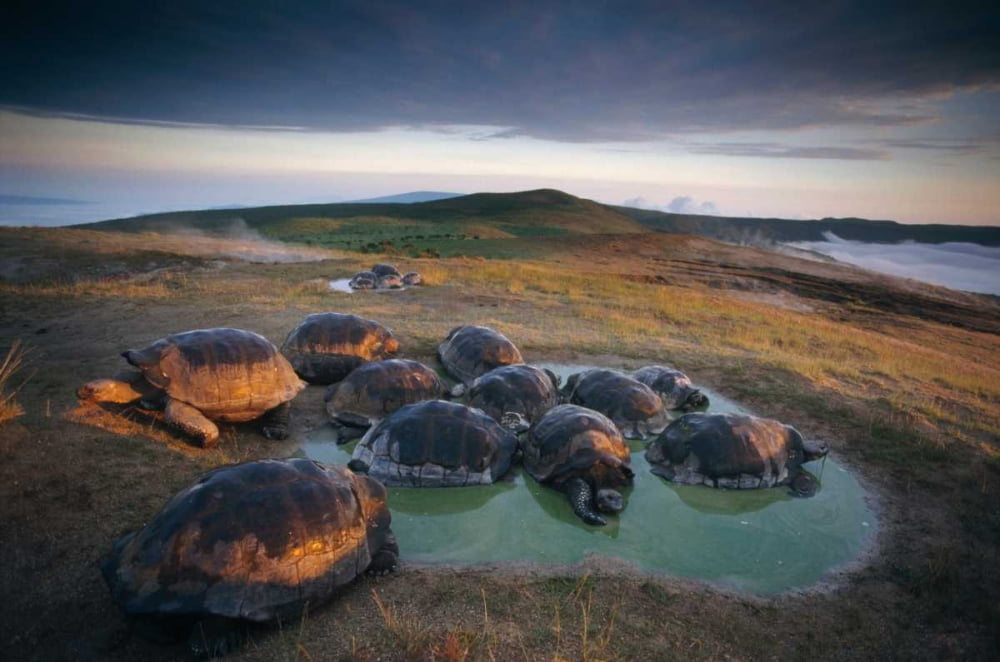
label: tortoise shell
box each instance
[371,263,401,277]
[101,458,395,623]
[437,325,524,385]
[464,364,560,424]
[523,404,632,486]
[402,272,422,286]
[325,359,447,427]
[281,313,399,384]
[122,328,303,422]
[351,400,518,487]
[349,271,378,290]
[561,369,669,439]
[633,365,708,410]
[646,413,806,489]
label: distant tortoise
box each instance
[453,364,560,425]
[101,458,398,657]
[633,365,709,411]
[281,313,399,384]
[645,413,829,496]
[437,325,524,385]
[402,271,422,286]
[523,404,634,526]
[349,399,526,487]
[77,328,304,448]
[371,263,401,278]
[377,273,404,289]
[349,271,378,290]
[324,359,448,441]
[561,369,670,440]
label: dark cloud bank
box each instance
[2,1,998,142]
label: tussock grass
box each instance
[0,340,30,424]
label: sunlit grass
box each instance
[0,340,30,424]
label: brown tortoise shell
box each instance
[281,313,398,384]
[437,325,524,385]
[123,327,303,421]
[325,359,447,426]
[523,404,633,486]
[465,364,560,424]
[101,458,396,623]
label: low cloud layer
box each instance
[623,196,719,216]
[790,233,1000,296]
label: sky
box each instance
[1,1,999,226]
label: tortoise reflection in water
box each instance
[101,458,398,657]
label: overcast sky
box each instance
[2,1,998,225]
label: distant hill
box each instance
[347,191,463,204]
[616,206,1000,246]
[76,189,1000,256]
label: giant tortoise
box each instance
[78,328,304,447]
[437,325,524,385]
[281,313,399,384]
[561,368,670,440]
[522,404,634,526]
[645,412,829,496]
[101,458,397,657]
[349,399,525,487]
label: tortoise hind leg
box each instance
[164,399,220,448]
[260,402,292,440]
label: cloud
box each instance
[1,2,997,142]
[686,142,890,160]
[622,196,719,216]
[790,233,1000,295]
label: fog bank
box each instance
[788,233,1000,296]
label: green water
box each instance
[299,364,876,594]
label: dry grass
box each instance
[3,227,1000,661]
[0,340,30,424]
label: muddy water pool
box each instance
[300,362,875,594]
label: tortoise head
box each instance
[500,411,530,434]
[802,438,829,462]
[543,368,562,390]
[595,488,624,513]
[354,472,391,527]
[788,426,828,462]
[683,389,710,411]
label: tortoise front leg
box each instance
[165,399,220,448]
[367,533,399,576]
[260,402,291,440]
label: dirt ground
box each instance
[1,227,998,661]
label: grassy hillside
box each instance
[80,189,648,257]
